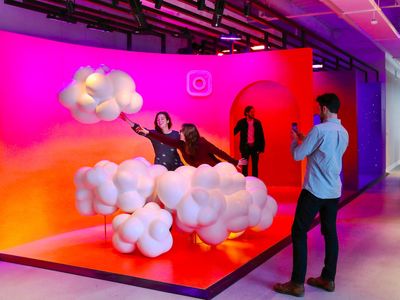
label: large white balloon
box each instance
[96,182,118,206]
[114,171,139,192]
[108,70,136,93]
[123,92,143,114]
[85,73,114,102]
[117,190,146,213]
[95,98,120,120]
[74,66,95,82]
[157,171,189,209]
[77,93,97,113]
[112,203,173,257]
[112,233,135,253]
[191,165,220,189]
[59,82,84,109]
[71,108,100,124]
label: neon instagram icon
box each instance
[186,70,212,96]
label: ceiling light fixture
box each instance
[128,0,148,28]
[46,13,77,24]
[312,63,324,69]
[212,0,225,27]
[371,1,379,25]
[197,0,205,10]
[87,22,113,32]
[220,32,241,41]
[251,45,265,51]
[244,0,251,17]
[66,0,75,15]
[154,0,163,9]
[221,49,237,53]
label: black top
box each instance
[132,128,183,171]
[234,118,265,153]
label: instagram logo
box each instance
[186,70,212,97]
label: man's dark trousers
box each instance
[291,189,339,284]
[241,144,259,177]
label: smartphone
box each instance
[291,122,299,133]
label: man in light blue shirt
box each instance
[274,93,349,297]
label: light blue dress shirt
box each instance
[291,118,349,199]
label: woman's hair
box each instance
[154,111,172,133]
[181,123,199,156]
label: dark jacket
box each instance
[234,118,265,153]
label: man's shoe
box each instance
[273,281,305,297]
[307,276,335,292]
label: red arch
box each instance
[230,80,302,187]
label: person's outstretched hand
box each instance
[120,112,136,127]
[119,112,128,121]
[135,125,149,136]
[238,158,248,166]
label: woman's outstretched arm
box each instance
[136,127,183,149]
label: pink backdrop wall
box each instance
[0,30,313,247]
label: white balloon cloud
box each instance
[112,202,173,257]
[157,163,278,245]
[74,158,278,257]
[73,157,168,216]
[59,66,143,123]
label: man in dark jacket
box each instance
[234,105,265,177]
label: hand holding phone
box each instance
[291,122,305,141]
[291,122,299,134]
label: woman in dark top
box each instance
[136,123,247,168]
[120,112,183,171]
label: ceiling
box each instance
[5,0,400,80]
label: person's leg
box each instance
[319,198,339,281]
[241,149,250,176]
[291,189,322,284]
[250,147,259,177]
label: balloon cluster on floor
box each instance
[58,65,143,123]
[74,157,278,257]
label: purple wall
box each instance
[357,80,385,188]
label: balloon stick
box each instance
[104,215,107,243]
